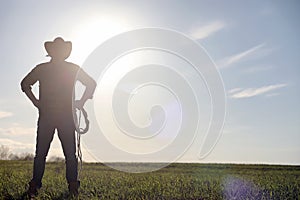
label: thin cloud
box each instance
[190,21,225,40]
[218,43,273,69]
[0,127,35,136]
[228,88,243,94]
[0,138,34,150]
[0,111,13,119]
[229,83,287,99]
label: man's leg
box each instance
[57,118,78,184]
[32,115,55,188]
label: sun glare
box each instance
[69,15,130,65]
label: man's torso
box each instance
[35,61,79,113]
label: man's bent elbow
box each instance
[20,79,31,92]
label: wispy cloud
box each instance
[0,111,13,119]
[190,21,225,40]
[228,88,243,94]
[218,43,274,69]
[0,138,34,151]
[0,127,35,136]
[229,83,287,99]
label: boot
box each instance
[27,180,40,197]
[68,181,80,196]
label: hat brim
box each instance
[44,41,72,60]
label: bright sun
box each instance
[69,15,130,65]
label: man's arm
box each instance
[21,68,39,108]
[75,69,97,108]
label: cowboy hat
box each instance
[44,37,72,60]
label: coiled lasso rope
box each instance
[74,107,89,179]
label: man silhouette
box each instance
[21,37,97,197]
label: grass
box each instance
[0,160,299,199]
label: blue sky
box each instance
[0,1,299,164]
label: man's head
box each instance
[44,37,72,61]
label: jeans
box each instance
[32,110,78,187]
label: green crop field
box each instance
[0,160,299,199]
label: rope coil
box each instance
[74,107,89,179]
